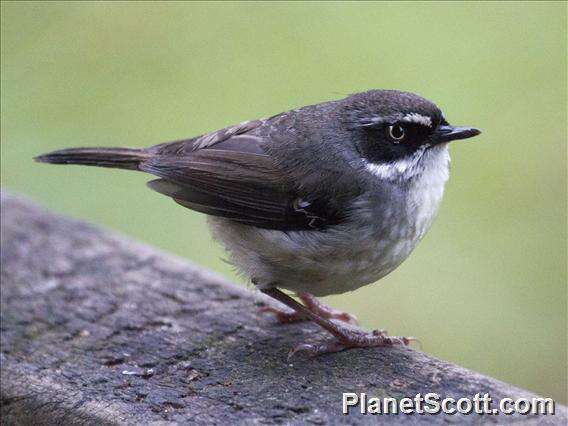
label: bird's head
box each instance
[342,90,481,180]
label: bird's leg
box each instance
[260,292,358,325]
[261,288,415,357]
[301,294,359,324]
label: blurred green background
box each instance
[1,1,566,403]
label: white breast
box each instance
[209,145,450,297]
[402,145,450,240]
[310,144,450,295]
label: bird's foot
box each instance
[289,328,416,358]
[260,292,358,325]
[260,288,416,358]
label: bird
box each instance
[35,89,481,356]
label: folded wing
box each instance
[141,133,341,230]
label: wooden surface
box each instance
[1,191,566,425]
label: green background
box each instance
[2,1,566,403]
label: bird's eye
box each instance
[388,124,405,142]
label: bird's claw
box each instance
[288,341,348,359]
[288,330,417,358]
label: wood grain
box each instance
[1,191,565,425]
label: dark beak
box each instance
[431,125,481,144]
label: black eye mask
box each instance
[356,122,434,164]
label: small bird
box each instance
[36,90,481,356]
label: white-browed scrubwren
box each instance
[36,90,481,356]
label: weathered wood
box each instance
[1,191,566,425]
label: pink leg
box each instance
[261,288,416,358]
[260,292,358,325]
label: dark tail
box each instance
[34,147,151,170]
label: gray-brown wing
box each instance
[141,135,342,230]
[147,119,267,156]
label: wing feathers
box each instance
[143,130,341,230]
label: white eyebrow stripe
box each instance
[402,113,432,127]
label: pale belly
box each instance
[208,184,443,296]
[208,146,449,296]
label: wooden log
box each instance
[1,191,566,425]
